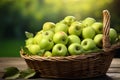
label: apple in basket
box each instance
[94,34,103,48]
[52,44,67,56]
[23,15,119,57]
[55,23,68,33]
[67,35,81,45]
[44,51,52,57]
[92,22,103,34]
[68,22,82,36]
[82,27,96,39]
[42,22,55,31]
[81,38,97,51]
[68,43,84,55]
[109,28,118,44]
[63,16,76,26]
[53,31,68,45]
[39,38,54,51]
[26,44,40,55]
[82,17,96,27]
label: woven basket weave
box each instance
[20,10,120,79]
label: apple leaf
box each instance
[22,46,32,55]
[20,68,36,79]
[3,67,36,79]
[2,67,20,79]
[25,31,34,38]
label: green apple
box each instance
[82,17,96,27]
[33,33,43,44]
[82,27,96,39]
[94,34,103,48]
[55,23,68,33]
[109,28,118,44]
[81,38,96,51]
[25,38,34,46]
[44,51,52,57]
[68,35,81,45]
[27,44,40,55]
[42,22,55,31]
[52,44,67,56]
[68,23,82,36]
[68,43,84,55]
[53,31,68,45]
[42,30,54,39]
[36,30,43,35]
[59,20,69,26]
[39,38,54,50]
[92,22,103,34]
[64,16,76,26]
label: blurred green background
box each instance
[0,0,120,57]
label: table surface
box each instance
[0,57,120,80]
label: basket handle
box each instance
[102,10,111,52]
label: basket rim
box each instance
[20,49,104,61]
[20,42,120,61]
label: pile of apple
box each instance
[24,16,118,57]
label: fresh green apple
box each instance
[53,31,68,45]
[42,22,55,31]
[82,27,96,39]
[36,30,43,35]
[42,30,54,39]
[52,44,67,56]
[82,17,96,27]
[33,33,43,44]
[109,28,118,44]
[44,51,52,57]
[92,22,103,34]
[55,23,68,33]
[81,38,96,51]
[68,35,81,45]
[25,38,34,46]
[68,23,82,36]
[39,38,54,50]
[94,34,103,48]
[68,43,84,55]
[59,20,69,26]
[27,44,40,55]
[64,16,76,26]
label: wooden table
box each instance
[0,58,120,80]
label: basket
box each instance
[20,10,120,79]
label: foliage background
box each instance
[0,0,120,57]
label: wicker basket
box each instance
[20,10,120,79]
